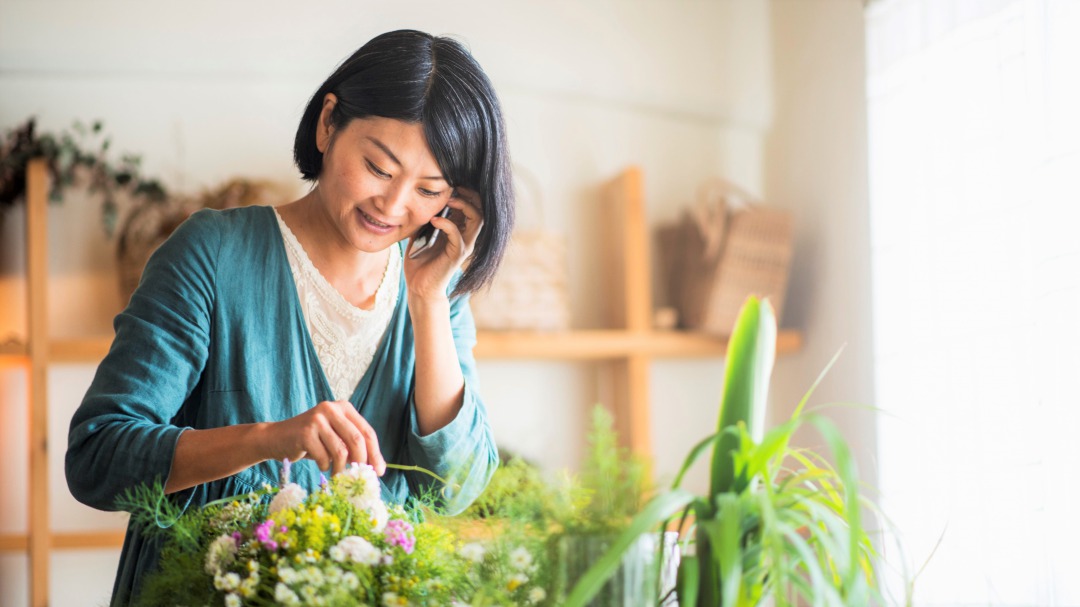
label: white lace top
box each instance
[274,209,401,401]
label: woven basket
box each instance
[116,179,290,304]
[469,168,570,331]
[672,179,793,336]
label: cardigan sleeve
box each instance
[405,291,499,515]
[65,209,220,513]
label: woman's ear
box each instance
[316,93,338,153]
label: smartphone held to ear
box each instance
[408,206,452,259]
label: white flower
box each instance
[342,571,360,590]
[366,499,389,533]
[459,542,486,563]
[341,462,381,503]
[278,567,298,585]
[214,572,241,592]
[528,587,546,604]
[303,566,325,587]
[510,546,534,571]
[382,591,407,606]
[204,534,238,575]
[508,572,530,590]
[224,594,241,607]
[329,546,346,563]
[275,582,300,606]
[333,535,382,566]
[269,483,308,514]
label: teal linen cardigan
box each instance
[65,206,499,605]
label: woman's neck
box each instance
[276,191,390,309]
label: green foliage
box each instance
[464,457,558,526]
[565,296,886,607]
[0,117,167,234]
[568,407,650,535]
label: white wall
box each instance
[0,2,782,604]
[765,1,878,493]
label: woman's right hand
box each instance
[266,400,386,477]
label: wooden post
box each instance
[26,159,50,607]
[601,167,654,457]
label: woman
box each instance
[65,29,511,605]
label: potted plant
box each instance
[565,296,881,607]
[547,408,678,607]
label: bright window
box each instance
[867,0,1080,604]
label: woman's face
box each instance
[315,106,453,254]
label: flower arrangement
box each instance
[122,458,551,606]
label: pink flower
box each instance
[383,519,415,554]
[254,519,279,551]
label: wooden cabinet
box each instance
[0,161,800,606]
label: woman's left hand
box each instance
[404,187,483,300]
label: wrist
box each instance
[407,290,451,316]
[248,422,275,463]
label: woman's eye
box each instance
[418,188,443,198]
[366,160,391,178]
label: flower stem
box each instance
[385,463,452,486]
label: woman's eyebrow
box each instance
[365,136,445,181]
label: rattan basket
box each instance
[671,179,793,336]
[469,167,570,331]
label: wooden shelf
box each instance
[0,341,29,365]
[40,330,802,364]
[475,329,801,359]
[48,337,112,363]
[0,531,126,551]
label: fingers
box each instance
[429,214,466,259]
[447,188,484,243]
[435,197,482,259]
[338,403,387,476]
[324,403,368,470]
[288,401,386,477]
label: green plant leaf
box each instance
[712,495,745,607]
[806,415,864,597]
[671,432,720,490]
[710,297,777,496]
[791,345,845,419]
[676,553,700,607]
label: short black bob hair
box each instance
[294,29,514,296]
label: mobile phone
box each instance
[408,206,451,259]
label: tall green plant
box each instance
[565,296,881,607]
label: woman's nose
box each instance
[374,181,411,216]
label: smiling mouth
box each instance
[358,208,393,229]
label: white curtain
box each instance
[867,0,1080,605]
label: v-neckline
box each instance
[265,206,406,406]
